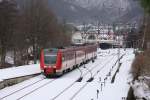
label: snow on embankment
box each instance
[130,76,150,100]
[0,64,41,81]
[130,50,150,100]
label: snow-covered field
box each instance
[0,48,135,100]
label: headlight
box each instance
[53,65,56,68]
[44,66,49,68]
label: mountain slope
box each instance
[48,0,143,24]
[16,0,143,24]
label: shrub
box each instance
[131,50,150,80]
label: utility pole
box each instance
[142,22,147,49]
[96,89,99,99]
[117,0,124,66]
[118,8,122,68]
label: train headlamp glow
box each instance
[53,65,56,68]
[44,66,50,68]
[44,65,56,68]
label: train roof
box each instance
[43,44,97,52]
[43,48,58,53]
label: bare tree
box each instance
[0,0,18,68]
[20,0,58,64]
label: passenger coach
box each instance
[40,44,97,77]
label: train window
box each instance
[44,55,56,65]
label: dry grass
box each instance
[131,50,150,80]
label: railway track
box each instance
[0,51,121,100]
[60,52,117,82]
[69,54,125,100]
[93,53,125,78]
[16,56,109,100]
[81,53,117,81]
[16,79,56,100]
[0,66,85,100]
[19,53,116,100]
[51,54,117,100]
[0,78,57,100]
[0,77,45,99]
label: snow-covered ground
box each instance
[0,48,135,100]
[131,76,150,100]
[96,49,134,100]
[0,64,40,81]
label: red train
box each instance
[40,44,97,77]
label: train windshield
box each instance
[44,54,57,65]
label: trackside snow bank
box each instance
[130,76,150,100]
[130,50,150,100]
[0,64,41,89]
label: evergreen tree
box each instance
[139,0,150,49]
[140,0,150,14]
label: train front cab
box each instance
[40,49,62,77]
